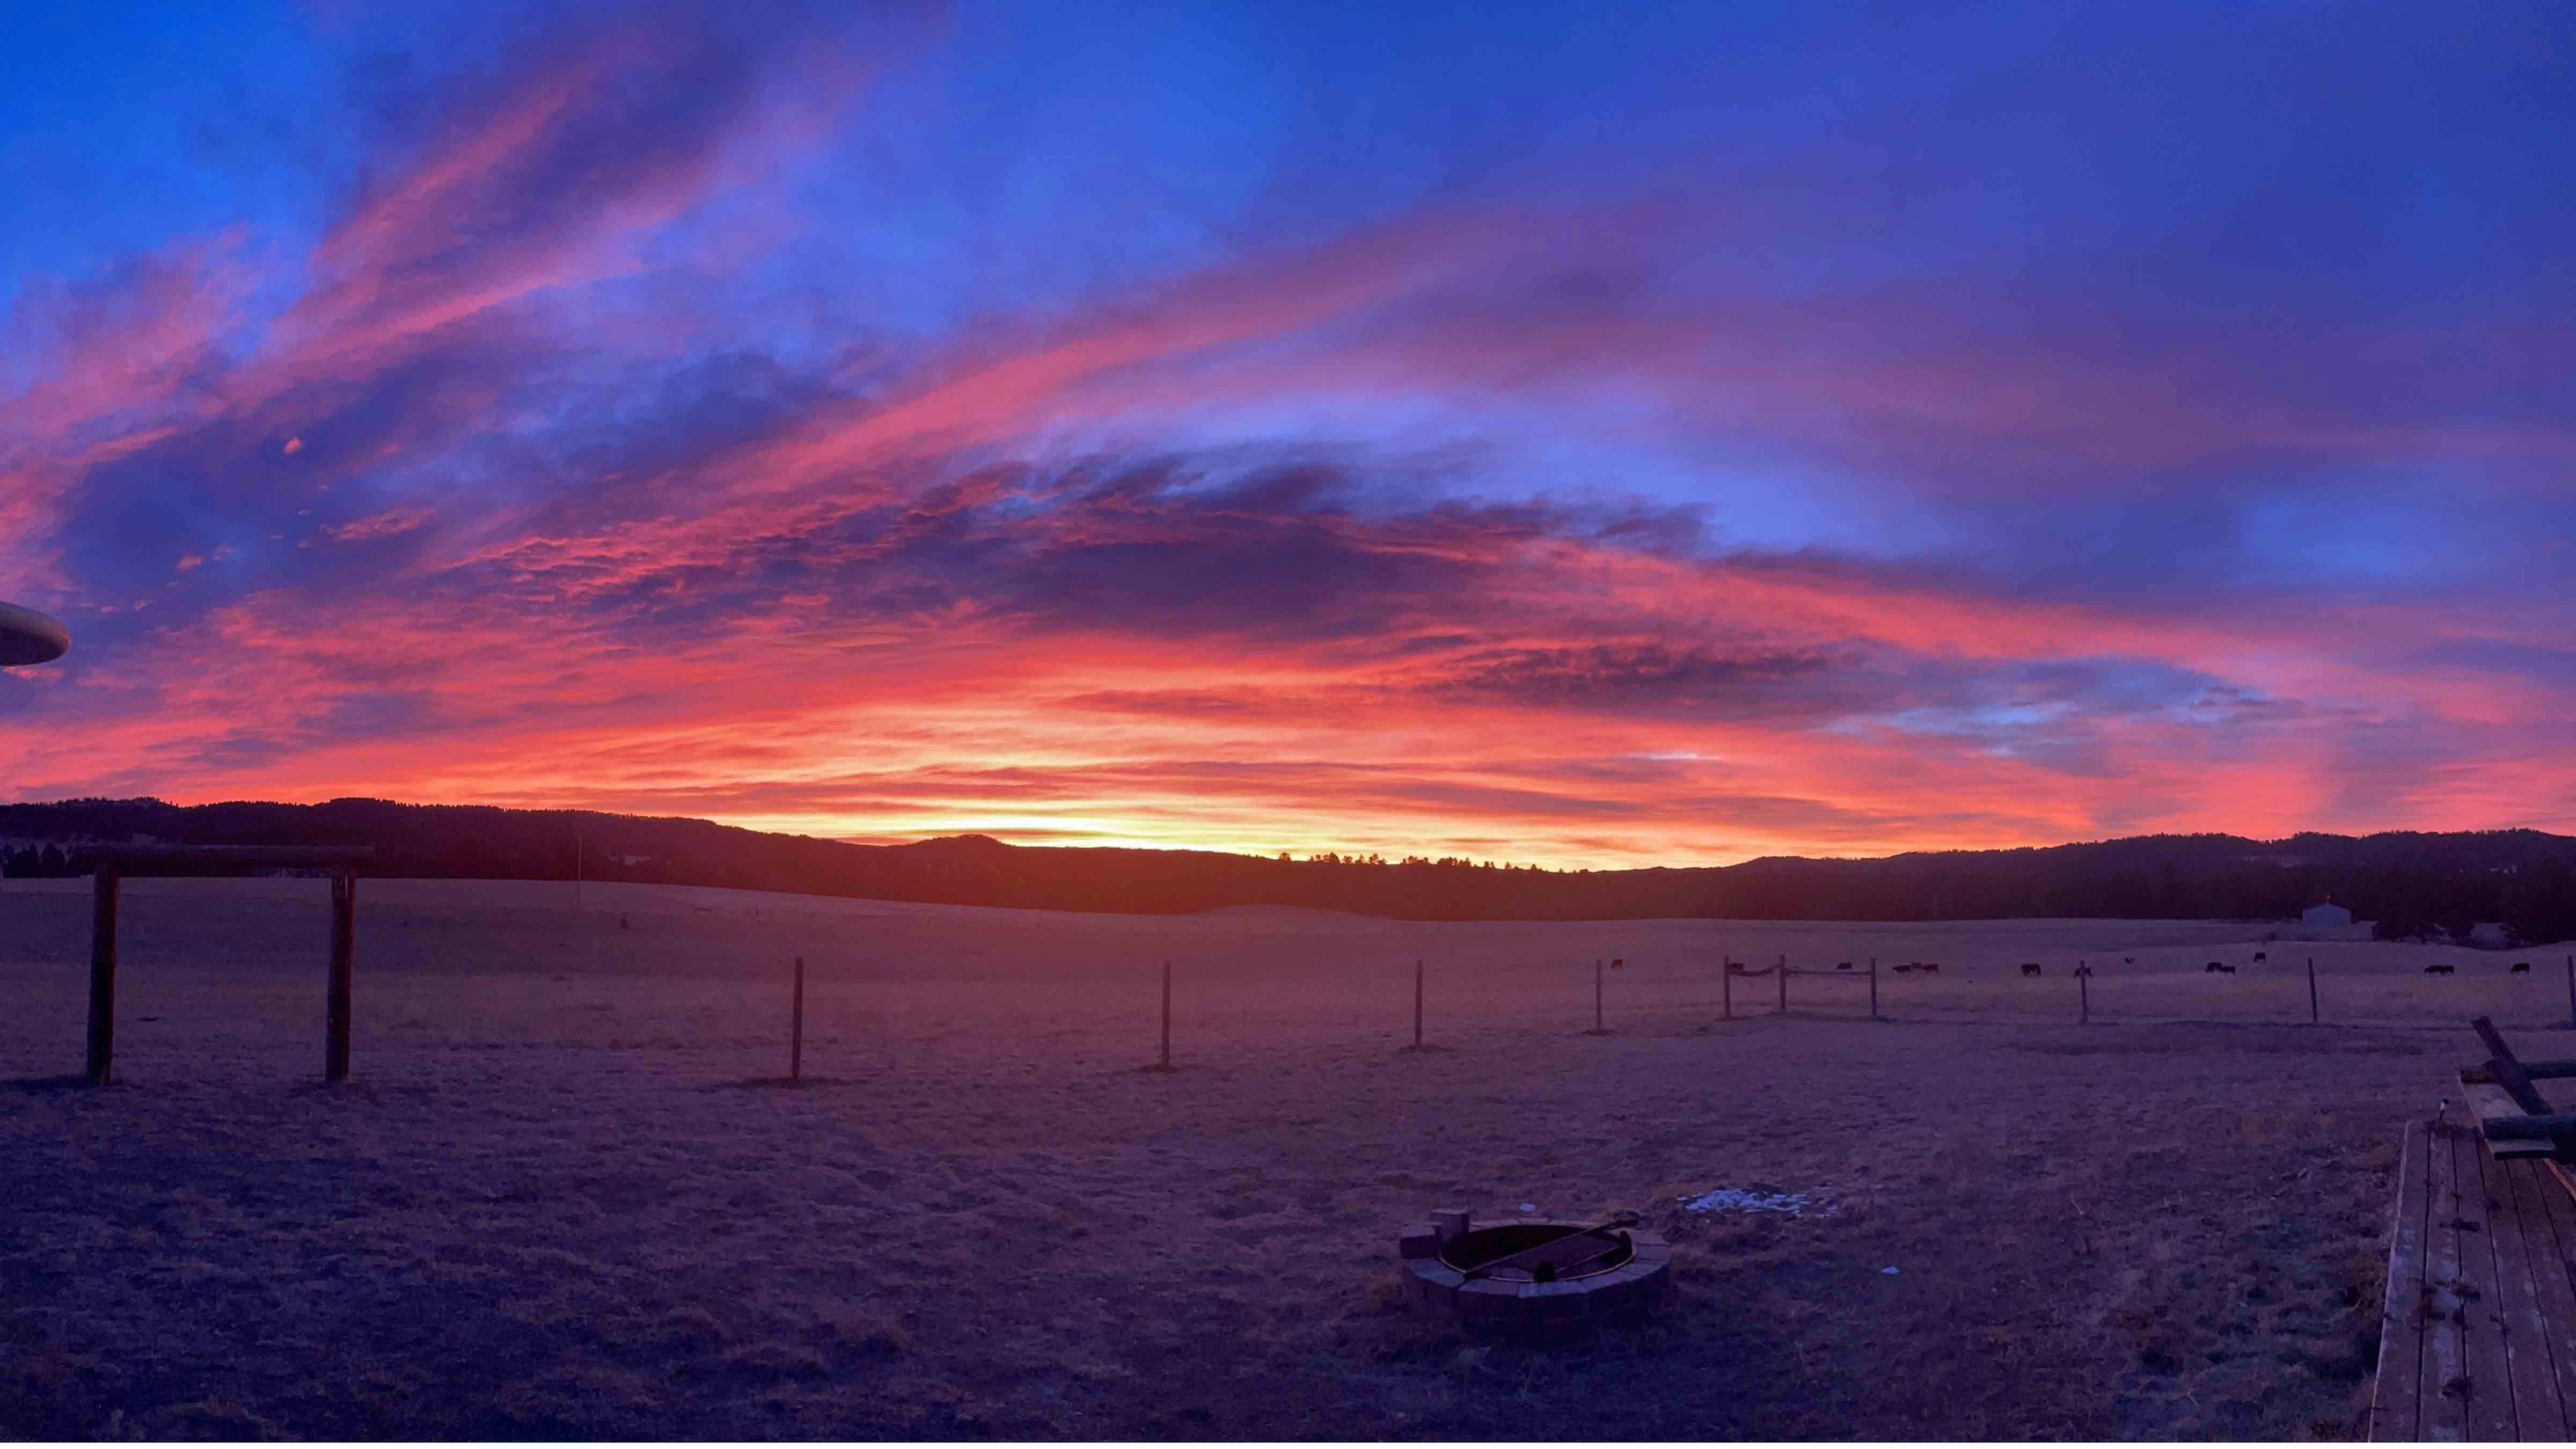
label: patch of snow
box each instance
[1677,1186,1839,1218]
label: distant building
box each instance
[2302,902,2353,928]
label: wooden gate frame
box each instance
[80,845,375,1086]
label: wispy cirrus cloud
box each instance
[3,1,2573,865]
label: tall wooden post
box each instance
[1869,957,1878,1020]
[86,865,120,1086]
[2078,958,2089,1024]
[2307,956,2319,1024]
[1722,956,1732,1021]
[1777,954,1788,1015]
[1413,958,1424,1049]
[790,955,806,1081]
[1160,958,1173,1070]
[325,868,355,1082]
[2565,954,2573,1026]
[1593,958,1605,1034]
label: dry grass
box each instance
[1,875,2560,1439]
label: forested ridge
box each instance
[3,796,2571,943]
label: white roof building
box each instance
[2302,902,2354,928]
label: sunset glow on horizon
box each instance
[5,3,2573,869]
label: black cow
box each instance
[2123,956,2136,965]
[2205,961,2236,974]
[2252,951,2267,962]
[2426,963,2455,975]
[1920,962,1940,975]
[2019,962,2042,977]
[1835,961,1853,971]
[2512,962,2531,974]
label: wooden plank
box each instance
[2467,1113,2576,1143]
[2551,1162,2576,1213]
[90,844,375,874]
[2465,1061,2576,1086]
[2424,1110,2472,1441]
[2528,1160,2576,1428]
[2475,1138,2566,1439]
[2495,1155,2575,1440]
[2465,1083,2572,1155]
[2475,1017,2554,1115]
[2450,1118,2521,1440]
[2376,1116,2434,1441]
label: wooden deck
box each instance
[2373,1104,2576,1440]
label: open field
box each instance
[4,876,2570,1439]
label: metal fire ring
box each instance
[1397,1209,1671,1329]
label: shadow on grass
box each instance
[709,1075,859,1091]
[3,1074,93,1094]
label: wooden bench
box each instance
[2372,1020,2576,1440]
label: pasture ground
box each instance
[2,876,2566,1439]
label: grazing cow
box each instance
[1836,961,1853,971]
[1921,962,1940,975]
[2512,962,2531,974]
[1892,962,1916,974]
[2426,963,2455,975]
[2252,952,2267,962]
[2020,962,2042,977]
[2123,956,2136,965]
[2205,961,2223,972]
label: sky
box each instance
[2,1,2572,868]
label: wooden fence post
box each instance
[1777,954,1788,1015]
[86,865,119,1086]
[1590,958,1607,1034]
[2078,958,2088,1024]
[1414,958,1424,1049]
[1722,955,1732,1021]
[1869,957,1878,1020]
[325,868,355,1082]
[790,955,806,1082]
[2308,956,2319,1025]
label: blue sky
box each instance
[3,0,2572,863]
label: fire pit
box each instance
[1397,1208,1670,1329]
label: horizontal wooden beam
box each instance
[82,845,375,875]
[2470,1111,2576,1141]
[2463,1060,2576,1085]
